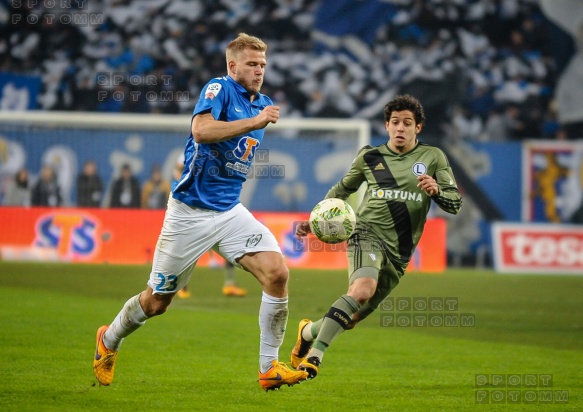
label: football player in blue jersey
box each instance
[94,33,308,391]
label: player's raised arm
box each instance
[192,105,280,144]
[190,33,279,145]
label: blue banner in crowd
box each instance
[0,72,41,110]
[314,0,397,45]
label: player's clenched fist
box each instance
[416,174,439,196]
[259,105,280,126]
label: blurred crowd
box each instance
[3,161,170,209]
[1,0,581,140]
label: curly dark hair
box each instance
[383,94,426,126]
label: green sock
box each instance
[310,295,361,357]
[307,319,323,340]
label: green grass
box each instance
[0,262,581,411]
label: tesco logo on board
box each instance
[492,223,583,274]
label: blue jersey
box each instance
[172,76,273,211]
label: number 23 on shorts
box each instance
[155,273,178,292]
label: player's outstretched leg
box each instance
[258,360,308,391]
[298,295,361,379]
[93,325,118,386]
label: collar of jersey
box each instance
[385,140,420,156]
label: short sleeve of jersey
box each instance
[193,78,227,120]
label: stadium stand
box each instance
[0,0,580,139]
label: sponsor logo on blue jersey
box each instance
[226,136,260,175]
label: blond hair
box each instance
[226,33,267,62]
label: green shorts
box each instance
[346,231,406,317]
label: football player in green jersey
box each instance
[291,94,462,379]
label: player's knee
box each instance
[348,287,375,305]
[347,273,377,305]
[142,295,172,317]
[266,264,289,289]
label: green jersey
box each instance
[326,142,462,265]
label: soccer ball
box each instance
[309,198,357,244]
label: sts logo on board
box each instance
[34,213,99,260]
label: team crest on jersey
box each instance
[204,83,222,100]
[225,136,260,175]
[412,162,427,176]
[233,137,260,162]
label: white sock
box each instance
[103,294,149,351]
[258,291,288,373]
[302,321,314,341]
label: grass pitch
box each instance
[0,262,581,411]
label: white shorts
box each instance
[147,197,282,294]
